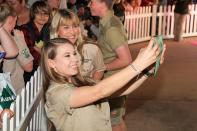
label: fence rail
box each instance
[125,4,197,44]
[2,67,46,131]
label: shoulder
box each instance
[46,83,75,103]
[108,15,123,28]
[47,83,75,96]
[83,43,99,50]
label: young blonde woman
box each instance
[41,37,165,131]
[50,9,106,81]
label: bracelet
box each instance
[142,69,154,78]
[130,63,141,74]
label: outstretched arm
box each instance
[69,39,164,108]
[116,43,166,96]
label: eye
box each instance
[65,54,70,57]
[73,25,79,28]
[73,52,77,56]
[63,26,70,30]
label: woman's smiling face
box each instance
[48,43,79,79]
[57,23,80,44]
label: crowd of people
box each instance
[0,0,168,130]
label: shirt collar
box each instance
[100,10,114,26]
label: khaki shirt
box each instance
[98,10,128,77]
[80,44,106,78]
[45,82,111,131]
[3,35,33,95]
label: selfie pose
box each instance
[41,37,165,131]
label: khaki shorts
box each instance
[109,96,127,125]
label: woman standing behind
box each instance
[20,1,51,83]
[0,3,33,94]
[50,9,106,81]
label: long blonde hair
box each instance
[50,9,87,60]
[50,9,83,44]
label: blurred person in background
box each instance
[20,0,51,83]
[88,0,132,131]
[6,0,30,26]
[174,0,191,41]
[50,9,106,81]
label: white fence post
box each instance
[151,4,157,37]
[2,67,46,131]
[124,4,197,44]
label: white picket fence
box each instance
[2,67,46,131]
[2,4,197,131]
[125,4,197,44]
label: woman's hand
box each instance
[34,46,41,54]
[0,109,14,119]
[132,38,161,72]
[13,29,27,47]
[0,109,14,128]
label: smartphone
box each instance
[153,35,164,76]
[0,52,6,59]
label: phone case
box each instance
[153,35,164,76]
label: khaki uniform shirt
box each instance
[3,35,33,95]
[45,82,111,131]
[98,10,128,77]
[80,44,106,78]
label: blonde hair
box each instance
[50,9,82,43]
[50,9,85,58]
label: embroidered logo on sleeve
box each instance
[22,49,30,58]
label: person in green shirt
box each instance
[88,0,132,131]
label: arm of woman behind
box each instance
[92,45,106,81]
[0,26,18,58]
[13,30,33,72]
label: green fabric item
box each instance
[0,84,16,109]
[0,73,16,109]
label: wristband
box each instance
[142,69,154,78]
[130,64,141,74]
[130,64,141,80]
